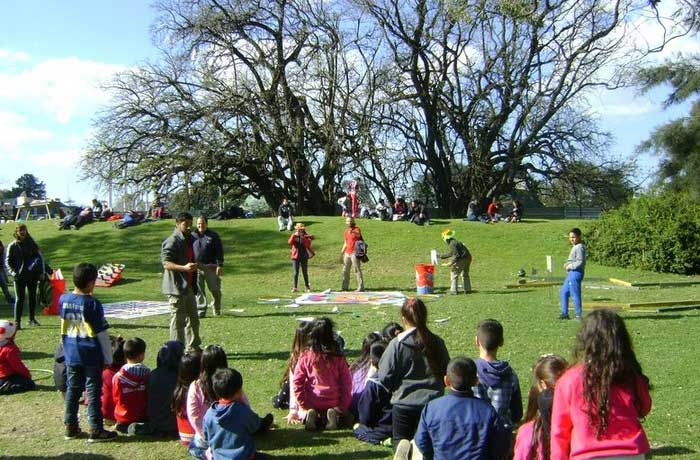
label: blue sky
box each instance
[0,1,696,207]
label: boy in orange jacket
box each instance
[113,337,151,433]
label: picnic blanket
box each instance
[102,300,170,319]
[294,291,406,307]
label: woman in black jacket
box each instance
[4,224,43,329]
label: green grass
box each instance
[1,217,699,459]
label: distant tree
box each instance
[11,174,46,199]
[637,55,700,194]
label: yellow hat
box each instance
[441,229,455,242]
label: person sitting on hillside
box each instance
[58,207,81,230]
[338,195,351,217]
[505,200,523,223]
[115,210,146,229]
[487,198,501,223]
[371,199,392,221]
[278,198,294,231]
[408,201,429,226]
[92,199,104,219]
[465,200,479,222]
[151,198,169,220]
[392,197,408,220]
[74,207,94,229]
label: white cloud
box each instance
[0,49,31,63]
[0,111,53,159]
[0,57,126,123]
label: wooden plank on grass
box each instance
[583,302,626,309]
[609,278,633,287]
[628,300,700,308]
[505,281,561,289]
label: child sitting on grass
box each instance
[293,317,352,431]
[101,336,125,424]
[172,350,202,447]
[203,368,273,460]
[349,331,383,416]
[147,340,185,438]
[395,357,508,460]
[113,337,151,433]
[0,319,35,395]
[354,342,392,445]
[514,354,568,460]
[551,310,652,460]
[275,321,312,424]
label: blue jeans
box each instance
[65,364,103,430]
[560,271,583,317]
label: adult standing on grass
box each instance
[193,215,224,318]
[4,224,43,329]
[559,228,585,320]
[340,216,365,292]
[162,212,201,352]
[439,229,472,294]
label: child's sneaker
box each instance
[326,408,338,430]
[88,428,117,443]
[393,439,411,460]
[304,409,318,431]
[64,424,82,440]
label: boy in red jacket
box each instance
[113,337,151,432]
[0,320,35,395]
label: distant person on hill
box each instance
[193,215,224,318]
[278,197,294,231]
[506,200,523,223]
[559,228,585,320]
[551,310,652,460]
[465,200,479,222]
[348,178,360,217]
[372,198,392,221]
[393,197,408,221]
[338,195,351,217]
[161,212,201,352]
[408,201,429,226]
[91,199,103,219]
[152,198,168,220]
[487,198,501,223]
[440,229,472,294]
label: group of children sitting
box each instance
[0,261,652,460]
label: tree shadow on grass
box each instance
[476,289,533,295]
[268,450,388,460]
[650,445,696,456]
[623,313,700,320]
[229,351,290,361]
[108,322,169,330]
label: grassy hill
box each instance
[0,217,698,459]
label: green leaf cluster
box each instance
[587,192,700,275]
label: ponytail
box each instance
[402,298,444,378]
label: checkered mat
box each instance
[294,291,407,306]
[102,300,170,319]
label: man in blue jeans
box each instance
[559,228,585,320]
[60,263,117,442]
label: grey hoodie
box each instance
[377,328,450,408]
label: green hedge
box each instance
[587,192,700,275]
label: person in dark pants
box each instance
[288,223,314,293]
[4,224,43,329]
[0,235,15,307]
[377,298,450,451]
[193,215,224,318]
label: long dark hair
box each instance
[13,224,39,254]
[402,298,444,378]
[573,309,650,438]
[349,331,383,373]
[171,351,202,417]
[523,355,568,460]
[199,345,228,403]
[307,317,340,362]
[281,321,313,385]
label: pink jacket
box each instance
[551,364,651,460]
[514,420,544,460]
[293,349,352,412]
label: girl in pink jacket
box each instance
[514,354,568,460]
[293,317,352,431]
[550,310,652,460]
